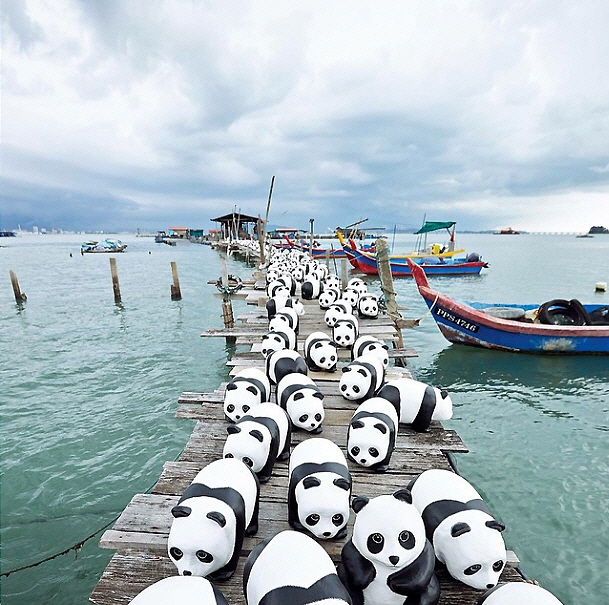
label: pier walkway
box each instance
[90,267,524,605]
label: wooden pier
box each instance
[90,263,525,605]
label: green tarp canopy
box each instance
[414,221,456,234]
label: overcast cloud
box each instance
[2,1,609,233]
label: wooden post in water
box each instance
[170,261,182,300]
[341,258,348,287]
[109,257,121,303]
[9,270,27,303]
[375,238,405,354]
[220,254,236,344]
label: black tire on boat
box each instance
[537,299,590,326]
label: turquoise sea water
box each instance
[1,232,608,604]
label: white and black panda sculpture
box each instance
[223,368,271,423]
[266,280,290,299]
[408,468,507,590]
[243,530,352,605]
[324,274,341,291]
[304,331,338,372]
[477,582,564,605]
[357,294,380,319]
[338,490,440,605]
[333,314,359,348]
[223,402,292,483]
[351,335,389,370]
[269,307,299,335]
[340,287,360,310]
[301,275,322,300]
[318,287,341,309]
[324,301,351,328]
[339,354,385,402]
[276,373,325,433]
[129,576,229,605]
[347,277,367,296]
[377,377,453,432]
[260,327,297,357]
[265,348,308,385]
[168,458,260,580]
[265,295,305,320]
[347,397,398,472]
[288,438,352,540]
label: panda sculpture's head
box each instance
[168,496,236,577]
[324,275,341,290]
[347,277,367,296]
[436,511,506,590]
[318,288,340,309]
[306,338,338,371]
[340,288,359,310]
[347,416,391,468]
[358,294,379,319]
[295,473,351,539]
[324,302,350,328]
[333,316,359,348]
[351,490,426,570]
[339,362,375,401]
[285,388,325,432]
[223,422,270,473]
[224,381,263,422]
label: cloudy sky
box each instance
[3,1,609,234]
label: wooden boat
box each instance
[338,233,487,277]
[81,239,127,254]
[495,227,520,235]
[408,258,609,354]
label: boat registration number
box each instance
[434,306,480,333]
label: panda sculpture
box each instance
[269,307,299,335]
[333,314,359,348]
[265,295,304,320]
[357,294,380,319]
[347,397,398,472]
[318,287,341,309]
[377,377,453,432]
[129,576,229,605]
[223,368,271,423]
[223,402,292,483]
[324,274,341,291]
[276,373,325,433]
[266,280,290,299]
[260,327,297,358]
[477,582,564,605]
[347,277,367,296]
[301,275,322,300]
[324,301,351,328]
[351,335,389,370]
[265,348,308,385]
[288,438,352,540]
[277,273,297,296]
[408,468,507,590]
[339,354,385,402]
[338,490,440,605]
[168,457,260,580]
[304,331,338,372]
[243,530,352,605]
[340,288,360,310]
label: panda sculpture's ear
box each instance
[351,495,369,513]
[249,429,264,443]
[351,420,365,430]
[246,385,259,395]
[451,522,471,537]
[373,423,387,434]
[171,505,192,518]
[393,489,413,504]
[303,476,322,489]
[334,478,351,491]
[357,369,367,376]
[226,382,238,391]
[313,392,324,400]
[486,520,506,532]
[342,366,350,373]
[207,511,227,527]
[314,342,323,349]
[293,392,304,401]
[227,424,241,435]
[440,389,449,399]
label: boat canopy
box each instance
[415,221,456,234]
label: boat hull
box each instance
[408,259,609,354]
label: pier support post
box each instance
[220,255,236,344]
[9,270,27,303]
[170,261,182,300]
[376,238,405,360]
[109,257,121,303]
[341,258,348,287]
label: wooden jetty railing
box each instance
[90,259,524,605]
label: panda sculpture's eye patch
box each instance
[368,448,379,458]
[196,550,214,563]
[314,413,322,421]
[351,446,360,456]
[246,386,259,396]
[242,457,254,468]
[493,560,504,572]
[169,547,183,560]
[303,476,322,489]
[464,564,482,576]
[399,530,415,549]
[299,414,308,423]
[226,404,235,413]
[367,533,385,554]
[332,514,344,526]
[306,514,320,526]
[242,405,250,413]
[451,522,471,537]
[206,511,226,527]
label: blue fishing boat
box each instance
[81,239,127,254]
[408,258,609,354]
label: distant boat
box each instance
[0,230,16,237]
[588,225,609,235]
[495,227,520,235]
[81,239,127,254]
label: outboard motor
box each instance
[466,252,481,262]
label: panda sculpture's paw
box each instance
[245,520,259,536]
[311,426,323,435]
[277,450,290,461]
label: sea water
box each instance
[1,232,608,605]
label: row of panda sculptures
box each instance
[130,248,564,605]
